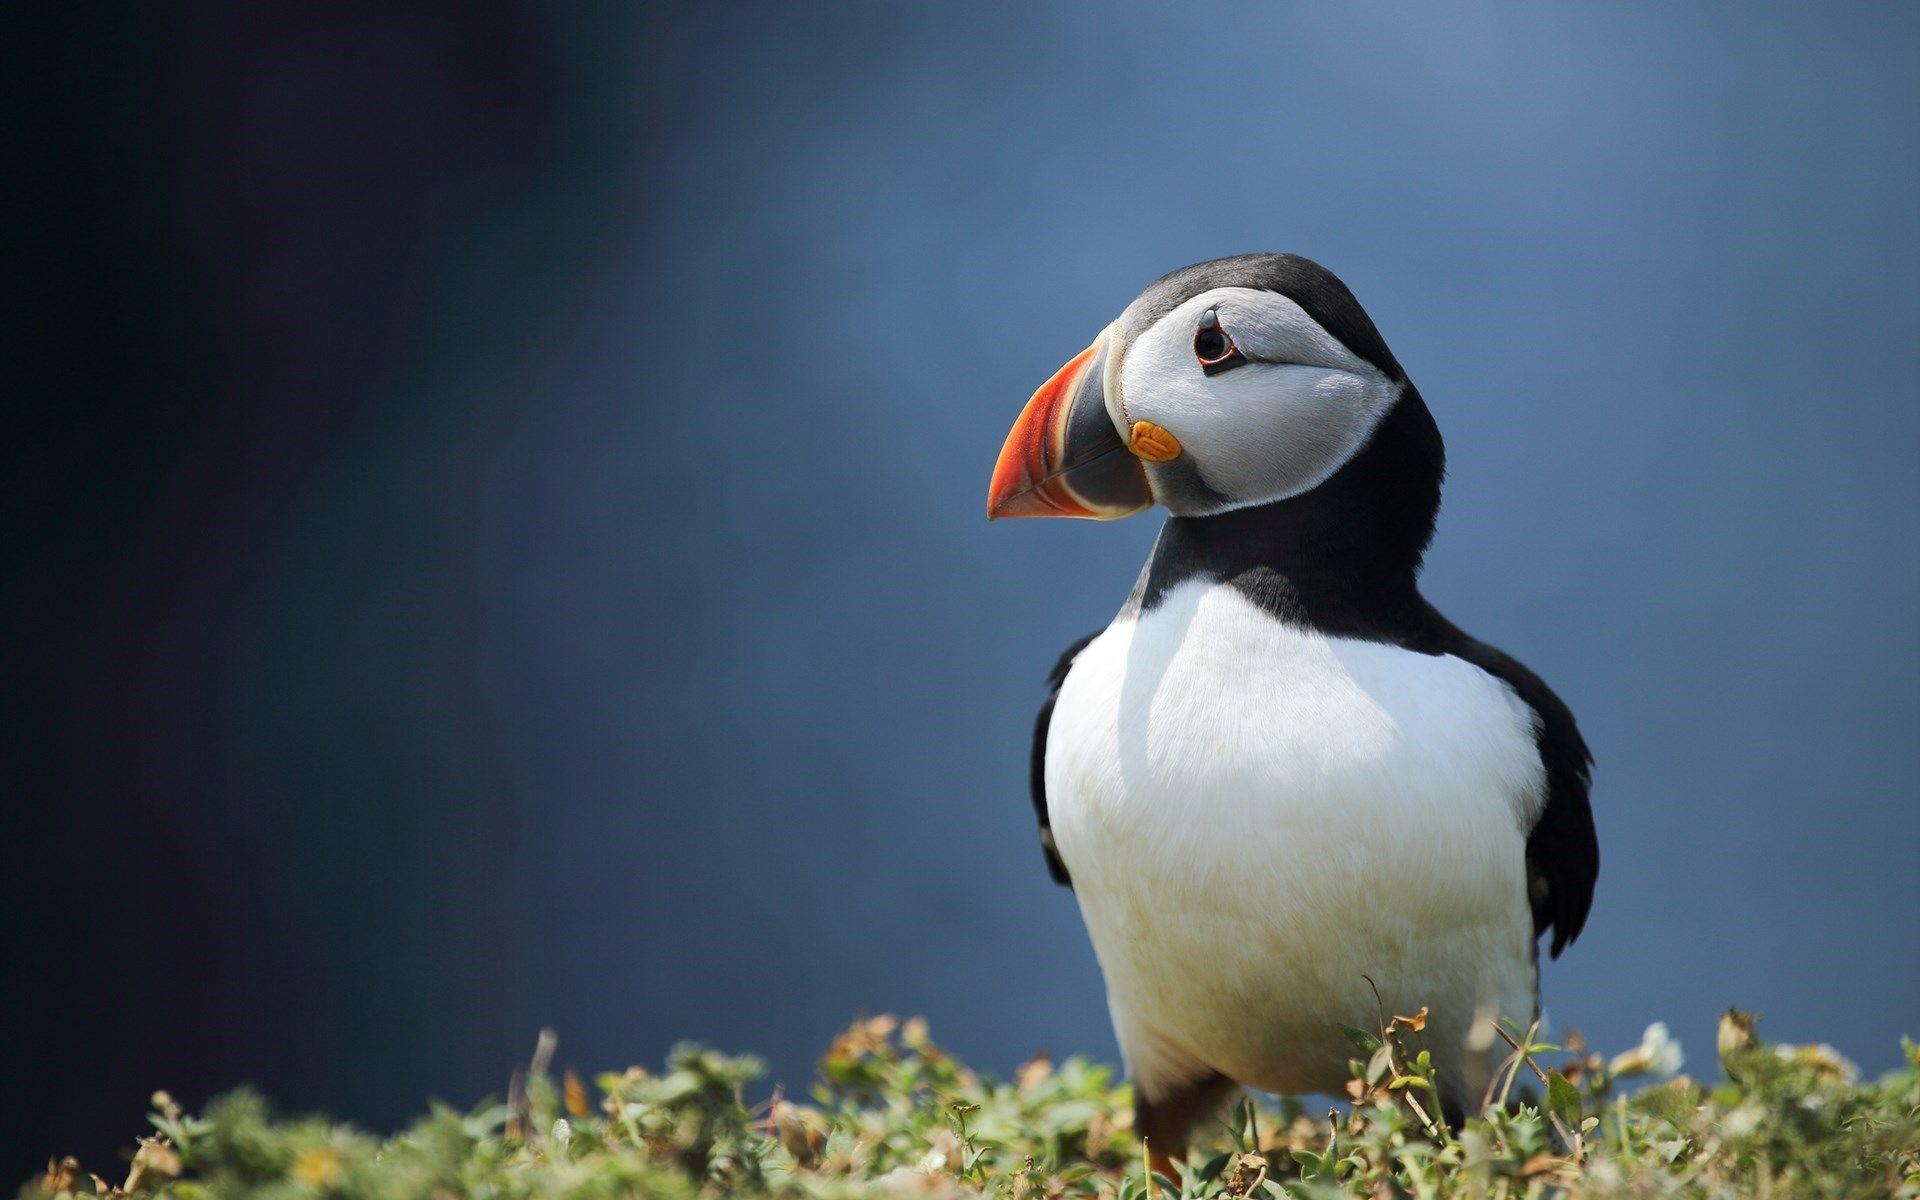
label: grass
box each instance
[24,1010,1917,1199]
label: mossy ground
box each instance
[25,1010,1918,1199]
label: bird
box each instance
[986,253,1597,1169]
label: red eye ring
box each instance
[1194,310,1245,375]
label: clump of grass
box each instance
[25,1010,1918,1199]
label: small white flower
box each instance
[1610,1022,1684,1078]
[1721,1103,1765,1137]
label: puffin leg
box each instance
[1135,1070,1238,1180]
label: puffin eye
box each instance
[1193,310,1244,375]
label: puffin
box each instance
[987,253,1596,1166]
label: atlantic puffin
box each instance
[987,253,1596,1165]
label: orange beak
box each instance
[986,336,1151,520]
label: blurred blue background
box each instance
[8,1,1917,1175]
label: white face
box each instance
[1110,286,1403,517]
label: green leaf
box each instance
[1195,1150,1233,1182]
[1366,1046,1394,1085]
[1546,1069,1583,1130]
[1337,1023,1383,1056]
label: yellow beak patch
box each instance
[1127,420,1183,463]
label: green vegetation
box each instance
[26,1010,1917,1199]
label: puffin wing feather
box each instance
[1031,632,1097,887]
[1438,629,1598,958]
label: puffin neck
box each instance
[1131,390,1445,636]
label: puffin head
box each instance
[988,254,1443,560]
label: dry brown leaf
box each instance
[1520,1152,1561,1177]
[1015,1053,1054,1094]
[42,1157,82,1194]
[1223,1152,1268,1196]
[124,1138,182,1192]
[772,1100,827,1166]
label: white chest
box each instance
[1046,580,1544,1096]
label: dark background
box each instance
[7,2,1917,1179]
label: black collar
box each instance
[1125,388,1446,646]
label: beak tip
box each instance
[985,473,1020,520]
[985,481,1072,520]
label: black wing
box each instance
[1439,628,1598,958]
[1031,633,1097,888]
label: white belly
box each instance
[1047,580,1544,1100]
